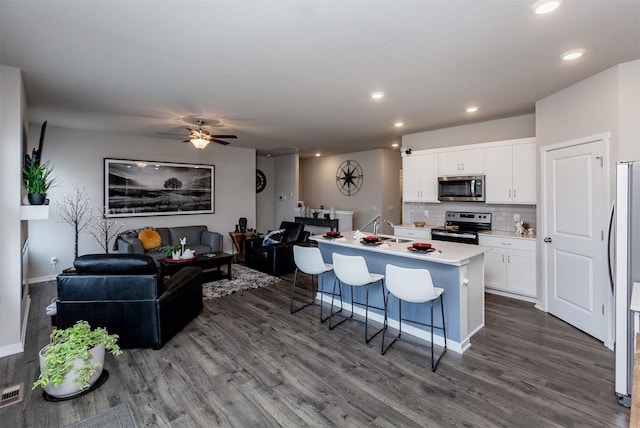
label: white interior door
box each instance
[543,139,608,342]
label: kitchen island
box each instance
[311,231,489,354]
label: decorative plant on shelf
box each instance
[33,320,122,397]
[23,159,56,205]
[247,228,264,239]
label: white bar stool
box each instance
[291,245,334,322]
[382,264,447,372]
[329,253,386,344]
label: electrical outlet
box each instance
[513,214,520,222]
[49,256,57,265]
[423,210,429,217]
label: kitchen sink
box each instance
[377,236,413,244]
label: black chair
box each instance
[55,254,203,349]
[245,221,309,276]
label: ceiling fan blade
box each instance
[212,139,231,145]
[211,135,237,139]
[156,132,188,137]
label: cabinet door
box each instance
[420,154,439,201]
[485,146,514,203]
[506,249,536,296]
[459,148,484,174]
[439,151,461,176]
[484,248,507,290]
[512,142,536,204]
[403,156,423,201]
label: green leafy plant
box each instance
[23,159,56,195]
[521,221,531,231]
[33,321,122,390]
[247,228,263,239]
[163,243,181,256]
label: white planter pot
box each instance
[172,251,181,260]
[38,343,105,398]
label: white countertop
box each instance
[311,231,489,266]
[479,230,537,240]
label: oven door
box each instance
[438,175,485,202]
[431,228,478,244]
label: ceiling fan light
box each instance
[191,137,210,150]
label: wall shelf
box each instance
[20,205,49,220]
[295,216,339,231]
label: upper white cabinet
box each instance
[403,153,439,202]
[485,140,536,204]
[438,148,484,176]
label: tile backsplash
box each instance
[403,202,536,233]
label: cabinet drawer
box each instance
[394,227,431,239]
[478,235,535,252]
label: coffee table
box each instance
[159,253,233,282]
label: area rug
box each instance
[202,264,281,300]
[66,402,137,428]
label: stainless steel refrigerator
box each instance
[614,161,640,407]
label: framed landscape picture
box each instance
[104,158,214,217]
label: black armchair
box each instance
[245,221,309,276]
[55,254,203,349]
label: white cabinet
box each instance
[439,148,484,176]
[485,141,536,204]
[479,235,536,299]
[394,226,431,239]
[403,153,439,202]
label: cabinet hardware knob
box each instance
[544,236,552,243]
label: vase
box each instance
[172,251,181,260]
[28,193,46,205]
[329,206,336,220]
[38,343,105,399]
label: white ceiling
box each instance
[1,1,639,158]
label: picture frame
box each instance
[104,158,214,218]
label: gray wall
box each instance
[26,125,256,282]
[300,149,402,230]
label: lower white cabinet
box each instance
[479,235,536,299]
[394,226,431,239]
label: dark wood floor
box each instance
[0,272,630,427]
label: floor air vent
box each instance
[0,383,24,409]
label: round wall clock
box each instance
[336,160,363,196]
[256,169,267,193]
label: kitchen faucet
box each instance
[373,218,395,235]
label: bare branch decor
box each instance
[88,206,125,253]
[104,159,214,218]
[56,184,92,259]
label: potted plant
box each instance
[33,320,122,399]
[23,159,56,205]
[163,243,182,260]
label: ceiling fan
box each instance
[161,120,237,150]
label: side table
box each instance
[229,231,254,262]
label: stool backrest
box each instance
[333,253,373,286]
[294,246,331,274]
[385,264,436,303]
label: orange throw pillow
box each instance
[138,229,162,250]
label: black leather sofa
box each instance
[245,221,309,276]
[55,254,203,349]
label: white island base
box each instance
[312,232,488,354]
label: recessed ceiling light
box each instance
[530,0,562,15]
[562,49,585,61]
[394,122,404,127]
[392,143,399,148]
[370,92,385,99]
[466,106,479,113]
[315,152,321,157]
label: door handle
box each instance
[544,236,552,243]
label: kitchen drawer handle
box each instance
[501,242,512,246]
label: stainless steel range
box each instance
[430,211,491,245]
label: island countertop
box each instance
[310,231,489,267]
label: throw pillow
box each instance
[262,229,285,246]
[138,228,162,250]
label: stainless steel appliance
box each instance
[430,211,491,245]
[438,175,485,202]
[614,161,640,407]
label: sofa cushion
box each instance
[170,225,207,246]
[139,229,162,250]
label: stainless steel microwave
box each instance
[438,175,485,202]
